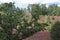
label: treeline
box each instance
[28,4,60,16]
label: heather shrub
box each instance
[51,21,60,40]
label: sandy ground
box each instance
[23,30,51,40]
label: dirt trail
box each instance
[23,30,51,40]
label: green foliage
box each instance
[0,13,2,24]
[0,2,43,40]
[29,4,40,20]
[1,2,60,40]
[0,2,24,40]
[28,4,60,16]
[46,24,52,31]
[51,21,60,40]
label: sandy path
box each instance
[23,30,51,40]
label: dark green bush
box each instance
[51,21,60,40]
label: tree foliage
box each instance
[0,2,43,40]
[28,4,60,16]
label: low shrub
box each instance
[51,21,60,40]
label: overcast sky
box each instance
[0,0,60,8]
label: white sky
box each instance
[0,0,60,4]
[0,0,60,8]
[41,0,60,4]
[14,0,40,4]
[0,0,13,3]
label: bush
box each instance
[51,21,60,40]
